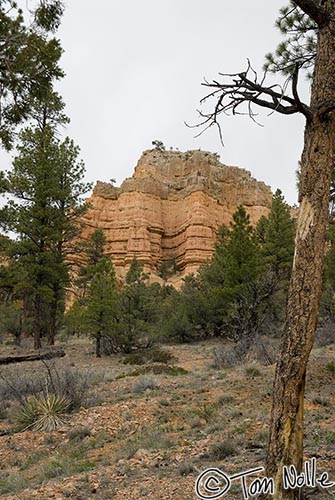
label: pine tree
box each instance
[76,228,106,300]
[125,257,148,285]
[0,239,31,345]
[262,189,295,283]
[219,207,266,351]
[320,221,335,322]
[256,190,296,331]
[197,206,266,349]
[47,133,91,344]
[84,257,119,357]
[5,118,90,348]
[221,206,263,295]
[118,258,159,352]
[0,1,64,149]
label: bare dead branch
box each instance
[188,62,312,139]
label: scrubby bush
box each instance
[210,439,237,459]
[132,376,159,394]
[245,366,262,378]
[122,346,175,365]
[14,393,70,431]
[0,360,93,430]
[314,320,335,347]
[178,461,195,476]
[212,343,243,368]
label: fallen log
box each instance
[0,349,66,365]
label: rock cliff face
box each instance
[80,150,272,285]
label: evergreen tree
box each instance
[125,257,148,285]
[255,215,268,245]
[0,240,31,345]
[217,207,266,351]
[118,258,160,352]
[158,286,193,342]
[257,190,296,331]
[262,189,295,283]
[159,274,210,342]
[84,257,118,357]
[70,228,111,352]
[47,132,91,344]
[76,228,106,300]
[196,206,266,349]
[220,206,263,296]
[5,118,90,348]
[63,299,86,338]
[320,221,335,322]
[0,1,64,149]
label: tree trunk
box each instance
[47,296,58,346]
[96,332,101,358]
[13,311,22,346]
[266,10,335,500]
[33,295,42,350]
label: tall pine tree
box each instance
[257,189,296,331]
[262,189,295,283]
[0,1,64,149]
[5,97,90,348]
[198,206,266,350]
[84,257,118,357]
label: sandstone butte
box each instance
[79,149,272,287]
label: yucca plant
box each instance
[15,394,71,432]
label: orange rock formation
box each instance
[80,149,272,286]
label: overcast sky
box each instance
[54,0,310,206]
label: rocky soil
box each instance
[0,337,334,500]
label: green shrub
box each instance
[122,347,176,365]
[325,430,335,444]
[40,455,96,481]
[217,394,234,405]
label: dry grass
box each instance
[0,338,333,499]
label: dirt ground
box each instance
[0,337,334,500]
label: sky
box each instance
[53,0,310,205]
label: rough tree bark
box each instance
[266,2,335,498]
[96,331,101,358]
